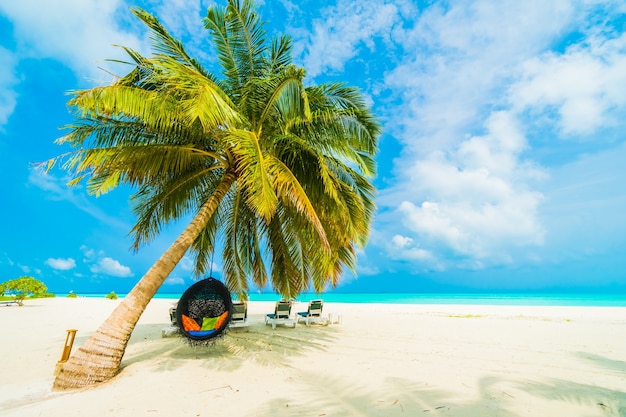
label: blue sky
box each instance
[1,0,625,295]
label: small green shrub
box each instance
[35,292,56,298]
[105,291,118,300]
[66,292,78,298]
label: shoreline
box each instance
[2,298,625,416]
[50,291,626,307]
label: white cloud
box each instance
[1,253,15,266]
[355,264,379,276]
[380,110,546,266]
[153,0,208,40]
[302,1,403,77]
[45,258,77,271]
[0,0,145,83]
[178,256,194,271]
[171,254,221,275]
[0,0,148,125]
[374,1,586,270]
[385,1,574,155]
[90,257,133,277]
[27,168,68,196]
[150,0,217,65]
[510,32,626,135]
[386,233,437,264]
[391,235,413,248]
[165,276,185,285]
[373,1,626,276]
[0,46,18,128]
[80,245,96,261]
[27,168,129,230]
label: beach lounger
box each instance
[229,301,249,328]
[169,302,178,325]
[296,299,327,326]
[265,300,296,329]
[162,302,180,337]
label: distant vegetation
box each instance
[36,292,56,298]
[0,276,49,305]
[66,292,78,298]
[105,291,118,300]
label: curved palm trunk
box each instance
[53,173,235,390]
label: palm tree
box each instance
[49,0,380,390]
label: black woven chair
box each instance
[175,278,232,341]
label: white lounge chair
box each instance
[229,301,249,328]
[296,299,327,326]
[265,300,296,329]
[162,302,180,337]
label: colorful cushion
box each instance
[181,314,200,332]
[201,316,219,331]
[188,330,216,337]
[214,311,229,329]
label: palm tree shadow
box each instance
[248,374,523,417]
[515,351,626,416]
[119,321,340,373]
[518,380,626,416]
[243,362,626,417]
[575,352,626,374]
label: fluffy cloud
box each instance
[510,32,626,135]
[380,111,545,266]
[302,1,403,77]
[0,0,147,127]
[0,0,144,82]
[90,257,133,277]
[372,1,614,271]
[45,258,77,271]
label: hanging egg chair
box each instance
[175,277,232,342]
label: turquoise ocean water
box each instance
[61,292,626,307]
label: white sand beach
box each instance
[1,297,625,416]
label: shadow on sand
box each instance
[119,318,340,374]
[242,351,626,417]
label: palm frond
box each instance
[268,34,293,74]
[228,129,277,220]
[131,7,217,83]
[205,5,241,93]
[257,66,310,133]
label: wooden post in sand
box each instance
[54,329,77,375]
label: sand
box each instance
[1,297,625,416]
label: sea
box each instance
[59,292,626,307]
